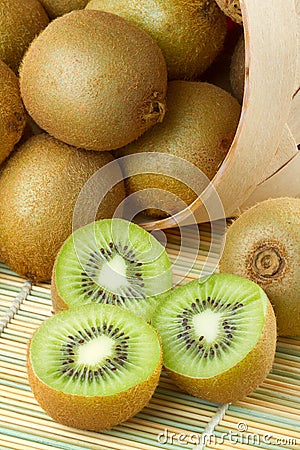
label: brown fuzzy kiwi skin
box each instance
[215,0,242,25]
[230,34,245,103]
[0,61,26,165]
[86,0,227,81]
[19,10,167,151]
[0,133,125,282]
[219,198,300,337]
[0,0,49,74]
[27,338,162,430]
[115,81,241,218]
[39,0,89,19]
[166,300,276,404]
[51,278,67,314]
[17,114,43,148]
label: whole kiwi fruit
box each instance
[219,197,300,337]
[152,273,276,404]
[39,0,89,18]
[0,134,125,281]
[215,0,242,24]
[0,61,26,165]
[27,303,162,430]
[19,10,167,151]
[116,81,241,218]
[0,0,49,74]
[230,34,245,103]
[86,0,227,80]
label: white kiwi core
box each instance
[192,311,223,344]
[97,254,129,291]
[77,335,115,366]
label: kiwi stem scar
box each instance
[252,244,285,279]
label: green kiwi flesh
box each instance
[0,0,49,73]
[0,61,26,165]
[152,273,277,403]
[86,0,227,80]
[52,218,172,321]
[27,303,162,430]
[0,134,125,281]
[116,81,241,218]
[19,10,167,151]
[219,197,300,337]
[39,0,89,19]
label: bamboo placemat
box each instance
[1,224,299,450]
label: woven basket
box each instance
[144,0,299,229]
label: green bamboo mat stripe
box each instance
[1,225,300,450]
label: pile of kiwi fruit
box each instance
[0,0,247,281]
[0,0,297,434]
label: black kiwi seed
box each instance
[59,323,132,380]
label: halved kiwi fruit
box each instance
[152,273,276,404]
[27,303,162,430]
[219,197,300,337]
[52,219,172,321]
